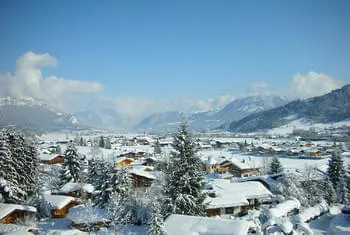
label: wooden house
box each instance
[204,180,272,217]
[129,167,156,188]
[59,182,94,199]
[0,203,37,224]
[44,194,80,218]
[67,205,110,232]
[230,157,262,178]
[115,157,134,167]
[39,154,64,165]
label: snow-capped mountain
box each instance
[0,96,86,131]
[134,95,291,132]
[228,84,350,132]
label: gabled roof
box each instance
[129,166,156,180]
[43,194,77,210]
[39,154,61,161]
[205,180,272,209]
[0,203,37,220]
[67,205,109,224]
[60,182,94,194]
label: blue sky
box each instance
[0,1,350,118]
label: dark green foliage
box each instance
[154,139,162,155]
[270,157,283,174]
[0,128,40,203]
[327,151,345,191]
[59,143,84,187]
[162,121,206,216]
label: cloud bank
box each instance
[0,51,347,126]
[290,71,345,99]
[0,51,104,107]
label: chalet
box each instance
[141,157,157,166]
[230,156,262,178]
[203,157,232,174]
[59,182,94,199]
[39,154,64,164]
[204,180,272,217]
[0,203,37,224]
[44,194,80,218]
[134,136,154,145]
[119,151,147,160]
[115,157,134,167]
[129,167,156,188]
[67,205,110,232]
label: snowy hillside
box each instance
[134,95,290,132]
[0,96,86,131]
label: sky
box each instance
[0,0,350,121]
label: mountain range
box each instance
[0,97,85,132]
[1,84,349,133]
[134,95,291,132]
[227,84,350,132]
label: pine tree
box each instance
[104,137,112,149]
[154,139,162,155]
[99,136,105,148]
[323,178,337,205]
[269,156,283,174]
[94,163,131,209]
[327,151,345,191]
[162,121,206,216]
[59,143,84,188]
[0,128,40,203]
[148,200,167,235]
[337,176,349,204]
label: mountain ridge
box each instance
[227,84,350,132]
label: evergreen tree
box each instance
[337,176,348,204]
[154,139,162,155]
[271,173,307,206]
[99,136,105,148]
[148,200,167,235]
[269,156,283,174]
[104,137,112,149]
[327,151,345,191]
[0,128,40,203]
[59,143,84,187]
[162,121,206,216]
[56,145,62,154]
[94,163,131,209]
[323,178,337,205]
[347,164,350,204]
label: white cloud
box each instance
[0,51,103,106]
[247,81,270,95]
[290,71,344,99]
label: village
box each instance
[1,126,350,235]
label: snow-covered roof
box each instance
[294,201,328,223]
[165,214,251,235]
[0,203,37,219]
[264,197,301,218]
[43,194,77,210]
[39,154,60,161]
[230,155,262,169]
[60,182,94,194]
[67,204,110,224]
[115,157,134,163]
[0,224,34,235]
[205,180,272,209]
[129,167,156,180]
